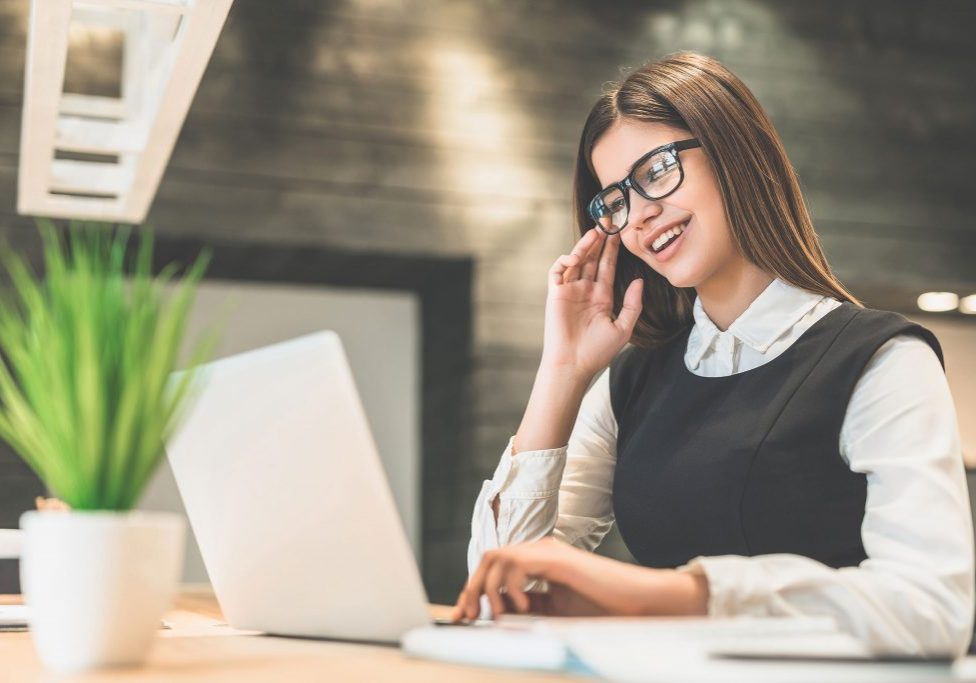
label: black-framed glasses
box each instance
[588,138,701,234]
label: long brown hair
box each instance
[572,51,861,350]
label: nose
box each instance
[627,191,664,230]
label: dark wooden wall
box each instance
[1,0,975,601]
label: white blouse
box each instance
[467,278,975,657]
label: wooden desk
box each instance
[1,592,578,682]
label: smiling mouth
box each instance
[650,221,689,253]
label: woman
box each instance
[450,51,975,657]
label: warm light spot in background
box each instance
[917,291,960,312]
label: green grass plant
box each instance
[0,219,214,510]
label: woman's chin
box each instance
[653,264,700,290]
[636,250,702,289]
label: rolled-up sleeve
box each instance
[677,335,975,657]
[467,367,618,577]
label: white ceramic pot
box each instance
[19,510,185,673]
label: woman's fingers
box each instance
[449,560,533,620]
[503,568,531,613]
[451,539,577,620]
[483,560,509,617]
[549,253,581,286]
[595,231,621,287]
[454,550,495,620]
[559,228,598,283]
[614,278,644,335]
[450,584,472,621]
[459,584,483,621]
[578,229,607,281]
[571,227,599,258]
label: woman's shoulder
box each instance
[840,303,945,370]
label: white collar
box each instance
[686,278,827,367]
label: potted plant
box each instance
[0,219,214,673]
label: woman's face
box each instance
[590,118,739,289]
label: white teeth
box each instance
[651,222,687,251]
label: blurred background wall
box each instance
[1,0,974,602]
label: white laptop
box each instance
[166,331,433,643]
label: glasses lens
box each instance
[593,186,627,233]
[634,150,680,199]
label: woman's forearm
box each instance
[513,362,593,454]
[556,549,710,617]
[489,362,591,524]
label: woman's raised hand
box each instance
[506,223,642,458]
[543,226,644,378]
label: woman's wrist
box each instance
[655,569,709,616]
[536,355,595,386]
[620,566,709,617]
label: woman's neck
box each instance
[695,260,774,332]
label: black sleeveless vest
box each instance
[609,301,944,570]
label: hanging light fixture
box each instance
[18,0,234,224]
